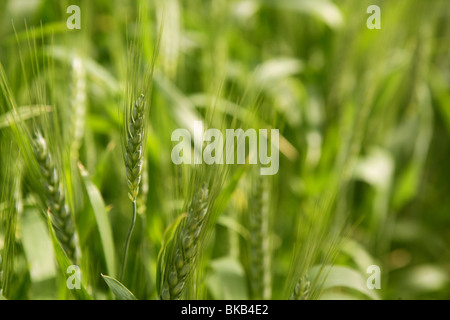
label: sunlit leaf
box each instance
[0,105,52,129]
[311,265,380,300]
[207,256,248,300]
[102,274,137,300]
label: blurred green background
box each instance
[0,0,449,300]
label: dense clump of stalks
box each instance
[290,274,310,300]
[33,132,79,264]
[160,184,209,300]
[248,175,271,300]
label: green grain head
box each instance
[290,274,311,300]
[33,131,79,264]
[160,184,209,300]
[125,93,146,202]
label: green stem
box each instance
[120,200,137,282]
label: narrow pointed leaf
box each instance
[102,274,137,300]
[78,163,116,277]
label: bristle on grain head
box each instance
[125,93,146,202]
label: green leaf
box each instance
[311,265,380,300]
[48,46,120,93]
[46,217,92,300]
[101,274,137,300]
[207,257,248,300]
[429,67,450,136]
[153,72,203,134]
[320,290,362,300]
[341,239,378,275]
[20,208,57,288]
[78,163,116,277]
[257,0,343,29]
[0,105,52,129]
[254,57,304,86]
[217,215,249,240]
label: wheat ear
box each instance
[33,132,79,264]
[290,274,311,300]
[160,185,209,300]
[120,93,146,281]
[125,93,145,202]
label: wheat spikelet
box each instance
[290,274,310,300]
[33,132,79,263]
[160,184,209,300]
[125,94,145,202]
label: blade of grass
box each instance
[78,163,116,277]
[310,265,380,300]
[102,274,137,300]
[0,105,52,129]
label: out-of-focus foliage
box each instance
[0,0,449,300]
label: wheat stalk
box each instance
[248,175,271,299]
[160,184,209,300]
[33,132,79,264]
[70,55,86,159]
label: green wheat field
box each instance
[0,0,449,300]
